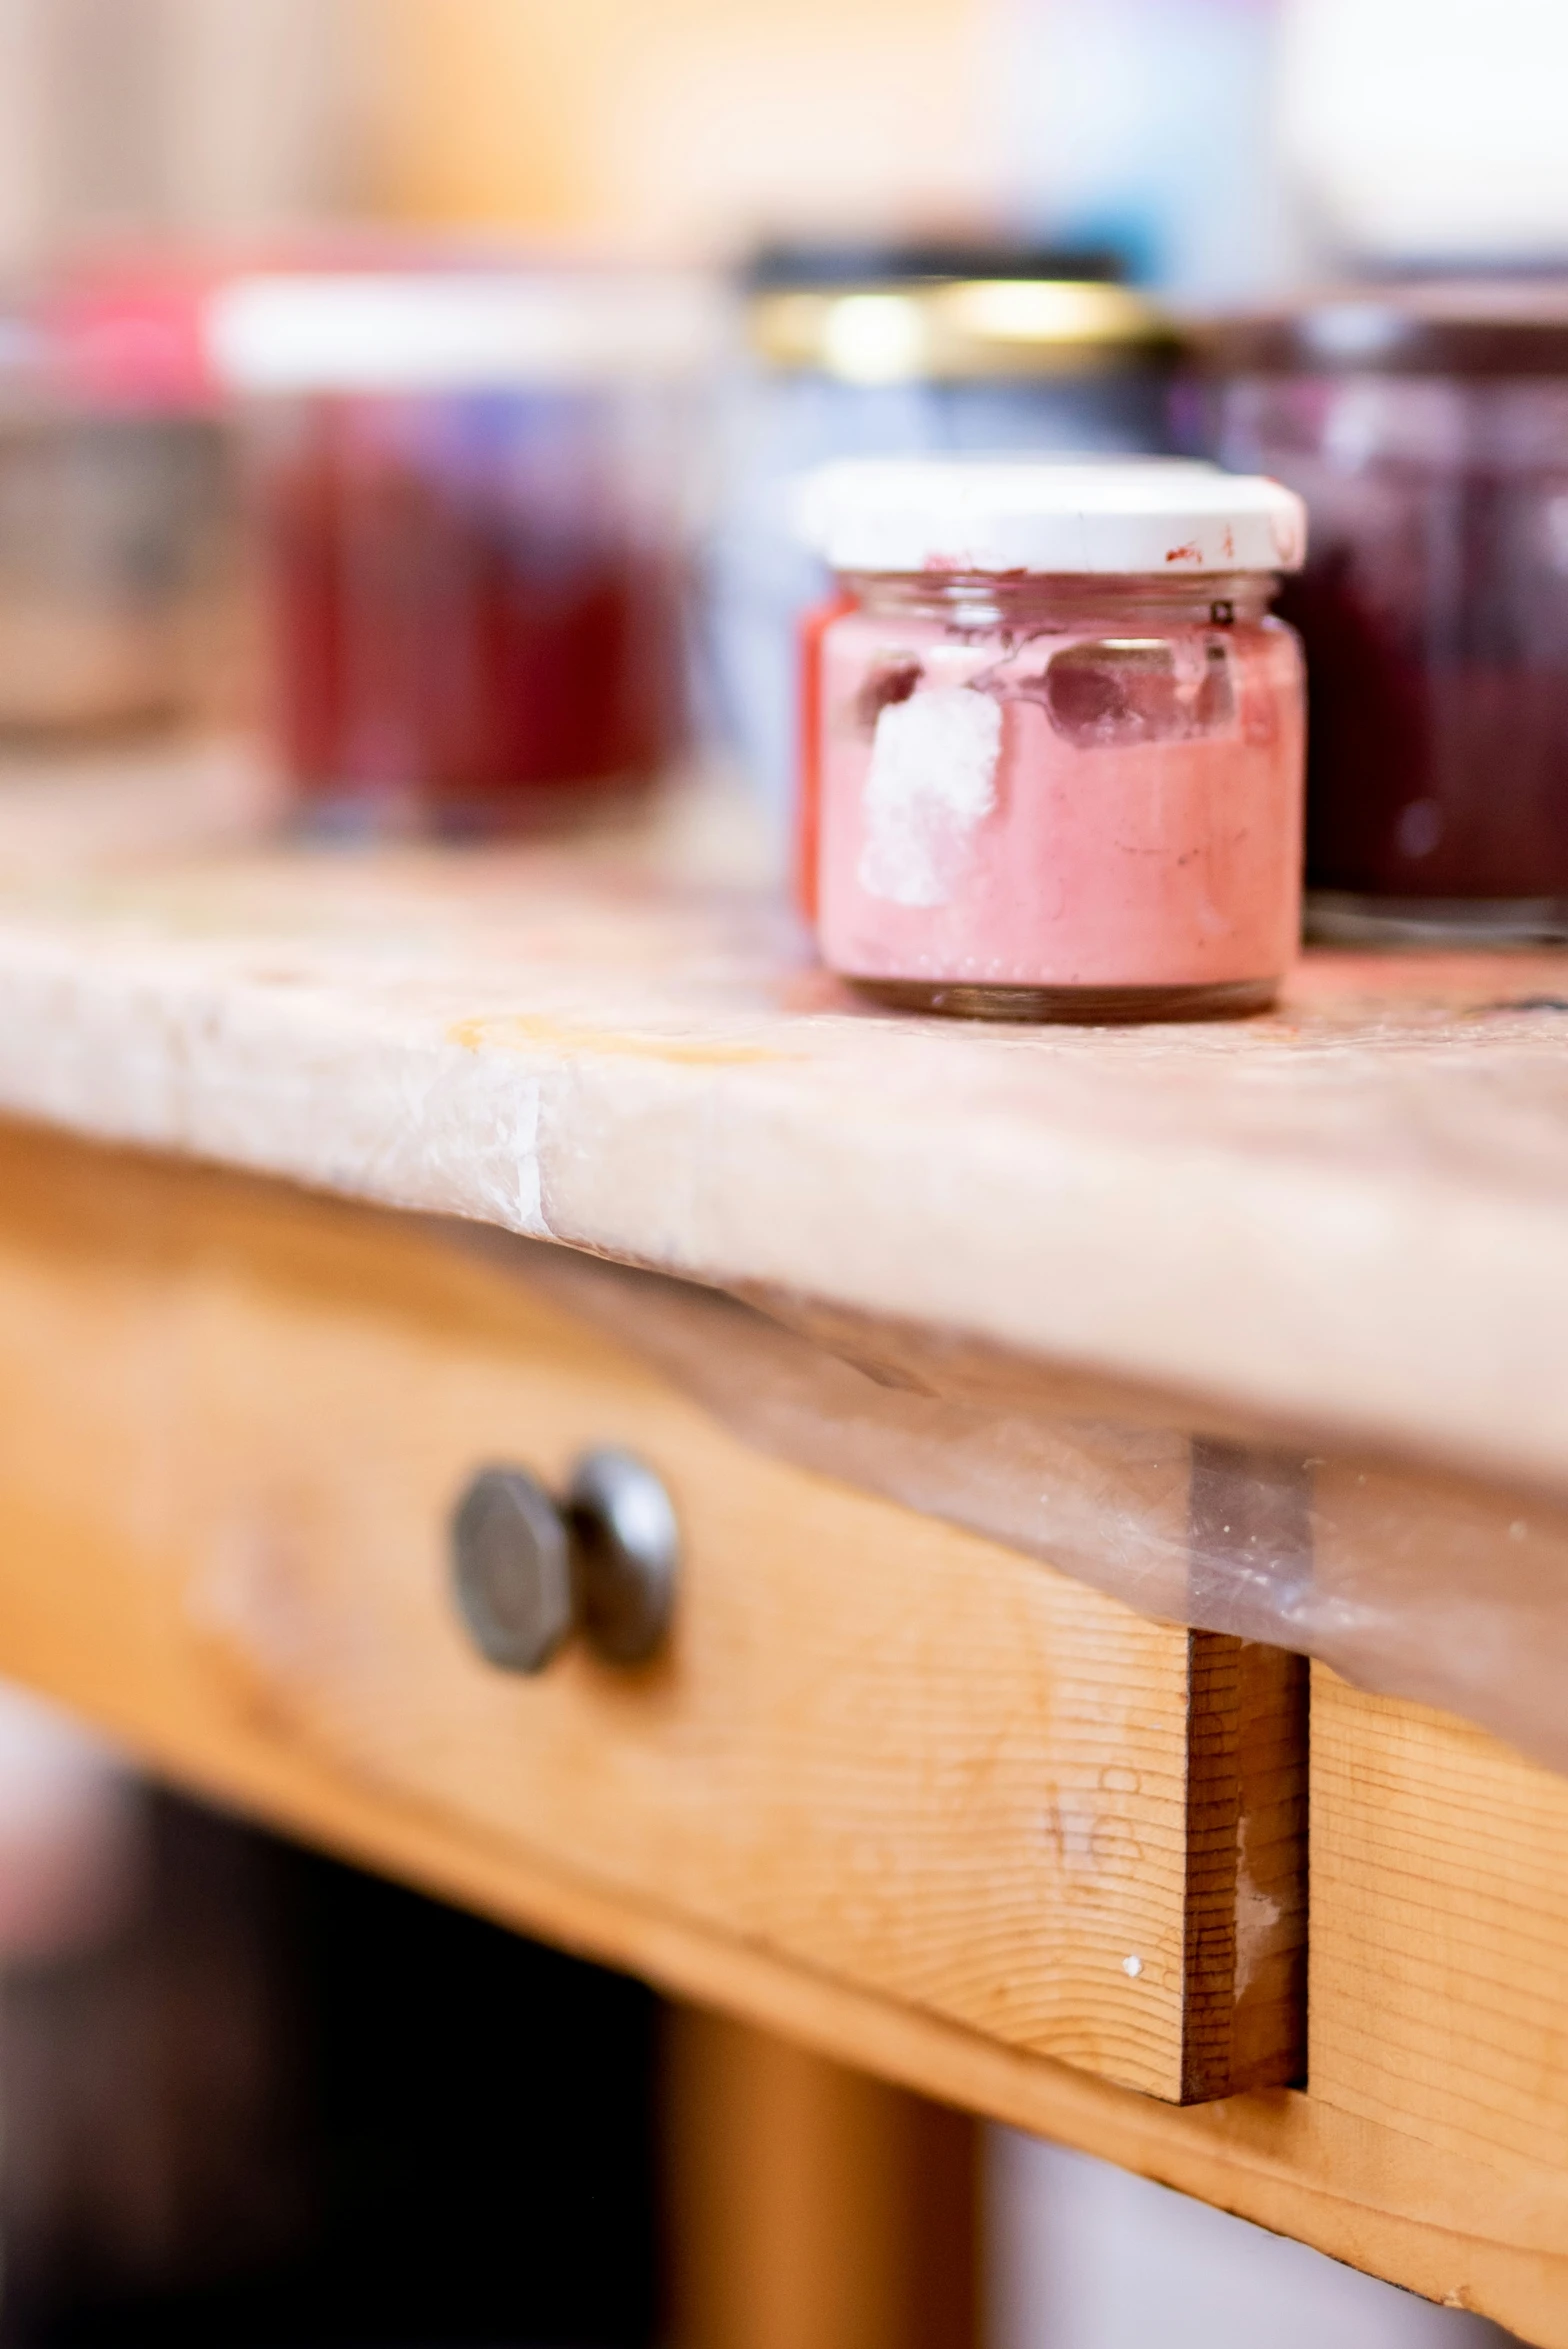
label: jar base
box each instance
[1307,891,1568,948]
[290,775,656,844]
[847,976,1278,1025]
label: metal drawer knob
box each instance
[451,1449,678,1673]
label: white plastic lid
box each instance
[793,456,1307,576]
[205,270,720,393]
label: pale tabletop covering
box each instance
[0,757,1564,1506]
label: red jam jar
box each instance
[795,458,1307,1021]
[208,268,713,835]
[1203,287,1568,942]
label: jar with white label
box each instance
[794,457,1308,1021]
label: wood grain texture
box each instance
[0,1129,1560,2336]
[4,845,1568,1499]
[12,1125,1568,2336]
[0,1120,1301,2103]
[1313,1666,1568,2177]
[1182,1637,1307,2101]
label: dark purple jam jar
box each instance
[1203,287,1568,942]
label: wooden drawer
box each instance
[0,1122,1304,2103]
[1312,1665,1568,2170]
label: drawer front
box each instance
[0,1124,1304,2103]
[1312,1665,1568,2168]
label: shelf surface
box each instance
[1,806,1567,1493]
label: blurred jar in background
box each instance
[704,243,1181,830]
[1204,286,1568,942]
[0,262,241,744]
[208,267,715,837]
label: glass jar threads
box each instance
[1203,287,1568,942]
[794,458,1307,1022]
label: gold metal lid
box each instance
[748,278,1178,383]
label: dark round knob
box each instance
[450,1451,678,1673]
[567,1449,678,1665]
[451,1466,574,1674]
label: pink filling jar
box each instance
[796,458,1308,1020]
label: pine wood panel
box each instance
[0,1119,1302,2103]
[1312,1665,1568,2175]
[1,1133,1568,2331]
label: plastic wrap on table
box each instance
[487,1231,1568,1778]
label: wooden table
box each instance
[1,793,1566,2342]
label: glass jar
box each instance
[208,267,715,836]
[0,263,241,741]
[795,459,1306,1021]
[705,243,1181,831]
[1202,287,1568,942]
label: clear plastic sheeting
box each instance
[484,1230,1568,1778]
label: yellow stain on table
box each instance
[448,1013,790,1067]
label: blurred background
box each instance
[0,2,1560,2344]
[5,0,1568,288]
